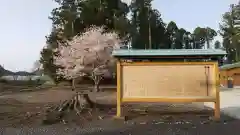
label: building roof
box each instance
[112,49,226,57]
[220,62,240,70]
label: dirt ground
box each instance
[0,86,117,128]
[0,85,240,135]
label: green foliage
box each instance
[0,66,4,77]
[220,3,240,63]
[193,27,217,49]
[214,40,221,49]
[40,0,220,82]
[0,65,22,76]
[40,0,131,82]
[130,0,153,49]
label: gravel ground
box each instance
[0,88,239,135]
[0,113,239,135]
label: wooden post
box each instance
[116,60,122,118]
[214,63,220,120]
[214,95,220,120]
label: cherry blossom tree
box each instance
[53,26,122,92]
[43,26,122,121]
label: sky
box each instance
[0,0,238,72]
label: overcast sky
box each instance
[0,0,238,72]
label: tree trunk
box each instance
[43,92,96,124]
[71,78,75,91]
[90,73,103,92]
[94,80,100,92]
[206,39,210,49]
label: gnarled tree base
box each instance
[43,92,96,125]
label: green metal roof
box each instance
[112,49,226,57]
[220,62,240,70]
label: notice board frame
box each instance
[116,61,220,120]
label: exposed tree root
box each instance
[43,92,96,125]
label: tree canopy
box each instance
[220,3,240,63]
[40,0,225,81]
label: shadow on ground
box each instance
[83,111,240,135]
[221,106,240,119]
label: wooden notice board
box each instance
[116,61,220,120]
[122,63,216,99]
[113,49,226,121]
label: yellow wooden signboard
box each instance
[116,61,220,120]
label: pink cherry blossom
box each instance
[53,26,122,80]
